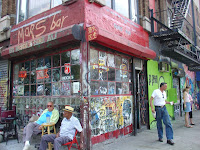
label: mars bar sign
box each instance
[16,13,68,45]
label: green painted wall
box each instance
[147,60,174,128]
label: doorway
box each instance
[136,68,149,131]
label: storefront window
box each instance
[90,48,131,96]
[13,48,81,125]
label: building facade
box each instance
[0,0,16,109]
[146,0,200,127]
[1,0,156,149]
[1,0,200,149]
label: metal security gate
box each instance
[135,59,149,130]
[0,60,9,108]
[139,68,148,127]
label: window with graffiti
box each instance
[90,48,133,136]
[13,48,81,126]
[90,48,132,95]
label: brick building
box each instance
[0,0,200,149]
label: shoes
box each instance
[185,125,192,128]
[23,143,30,150]
[190,123,195,125]
[158,138,163,142]
[167,139,174,145]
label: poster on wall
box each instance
[18,85,24,96]
[73,82,79,93]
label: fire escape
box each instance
[150,0,200,71]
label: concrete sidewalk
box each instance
[93,110,200,150]
[1,110,200,150]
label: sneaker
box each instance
[23,143,30,150]
[158,138,163,142]
[167,139,174,145]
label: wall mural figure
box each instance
[90,96,132,136]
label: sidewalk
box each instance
[1,110,200,150]
[93,110,200,150]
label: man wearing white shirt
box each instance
[39,106,83,150]
[149,82,174,145]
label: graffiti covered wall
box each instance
[90,96,133,144]
[147,60,174,128]
[180,65,198,108]
[0,62,8,108]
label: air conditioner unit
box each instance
[89,0,106,6]
[133,58,143,70]
[158,62,169,72]
[62,0,77,5]
[0,15,10,33]
[0,15,11,42]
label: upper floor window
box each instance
[105,0,137,22]
[196,8,200,28]
[17,0,62,23]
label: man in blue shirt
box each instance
[39,106,83,150]
[23,101,59,150]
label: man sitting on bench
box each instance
[23,101,59,150]
[39,106,83,150]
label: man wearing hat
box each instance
[39,106,83,150]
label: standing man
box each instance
[23,101,59,150]
[149,82,175,145]
[39,106,83,150]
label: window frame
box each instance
[13,47,81,97]
[90,46,132,96]
[107,0,138,22]
[16,0,62,24]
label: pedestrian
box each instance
[39,106,83,150]
[188,85,195,125]
[189,94,195,125]
[149,82,174,145]
[23,101,59,150]
[183,86,192,128]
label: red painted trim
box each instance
[1,25,75,58]
[94,28,156,59]
[91,124,133,145]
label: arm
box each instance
[56,131,60,138]
[37,109,47,130]
[183,92,186,108]
[149,96,155,113]
[50,109,59,124]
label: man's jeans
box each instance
[155,106,173,140]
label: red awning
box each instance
[95,27,156,59]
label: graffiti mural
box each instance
[90,96,132,136]
[180,64,197,109]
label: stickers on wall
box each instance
[64,63,71,74]
[73,82,79,93]
[18,85,24,96]
[36,69,49,80]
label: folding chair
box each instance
[62,130,80,150]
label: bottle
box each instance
[46,114,50,123]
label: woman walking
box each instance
[183,86,192,128]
